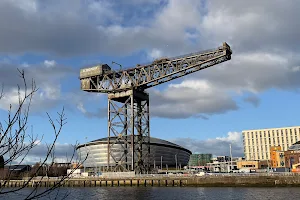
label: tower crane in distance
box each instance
[79,42,232,174]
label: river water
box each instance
[2,187,300,200]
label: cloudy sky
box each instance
[1,0,300,163]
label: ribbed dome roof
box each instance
[76,136,191,154]
[288,141,300,150]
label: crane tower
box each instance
[79,42,232,173]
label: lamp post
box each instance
[229,144,233,173]
[84,137,87,173]
[175,154,178,171]
[161,156,163,170]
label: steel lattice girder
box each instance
[107,90,150,173]
[80,42,232,93]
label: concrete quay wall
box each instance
[2,175,300,187]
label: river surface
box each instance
[1,187,300,199]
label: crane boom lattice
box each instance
[79,42,232,173]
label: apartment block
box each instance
[242,126,300,160]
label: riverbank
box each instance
[2,175,300,187]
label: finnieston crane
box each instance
[79,42,232,174]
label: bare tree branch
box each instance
[0,69,87,199]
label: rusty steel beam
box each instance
[80,42,232,93]
[107,90,150,173]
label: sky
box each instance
[1,0,300,163]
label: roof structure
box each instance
[77,136,191,154]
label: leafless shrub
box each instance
[0,69,88,199]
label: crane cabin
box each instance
[80,64,113,91]
[152,57,170,64]
[80,64,112,79]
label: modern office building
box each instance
[76,136,192,170]
[188,154,212,166]
[242,126,300,160]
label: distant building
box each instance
[285,141,300,169]
[6,165,32,173]
[70,162,84,169]
[207,156,239,173]
[242,126,300,160]
[236,160,269,170]
[188,154,212,166]
[77,136,192,170]
[270,146,285,168]
[53,162,71,168]
[216,156,231,162]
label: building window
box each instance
[280,154,284,158]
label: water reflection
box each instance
[2,187,300,200]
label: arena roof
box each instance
[76,136,191,154]
[288,141,300,150]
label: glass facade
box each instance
[188,154,212,166]
[77,137,192,169]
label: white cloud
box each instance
[171,132,243,157]
[0,60,74,113]
[39,84,60,100]
[147,48,163,60]
[76,101,107,118]
[44,60,56,68]
[150,79,238,118]
[76,102,87,114]
[0,88,26,110]
[7,0,38,13]
[216,132,241,144]
[11,143,77,165]
[0,0,300,120]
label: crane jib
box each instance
[79,42,232,93]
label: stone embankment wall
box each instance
[2,175,300,187]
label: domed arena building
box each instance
[76,136,191,171]
[288,141,300,151]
